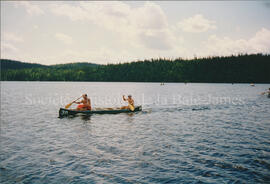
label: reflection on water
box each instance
[1,82,270,184]
[80,115,92,121]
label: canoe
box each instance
[59,105,142,118]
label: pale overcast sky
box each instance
[1,1,270,65]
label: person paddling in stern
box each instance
[75,94,91,111]
[121,95,134,110]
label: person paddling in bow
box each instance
[121,95,135,110]
[75,94,91,110]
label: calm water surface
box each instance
[1,82,270,183]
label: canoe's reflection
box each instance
[66,112,137,122]
[66,114,92,121]
[80,115,91,121]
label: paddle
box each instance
[65,96,82,109]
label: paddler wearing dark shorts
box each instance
[75,94,91,110]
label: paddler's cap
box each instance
[83,94,87,97]
[128,95,132,97]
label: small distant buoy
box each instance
[250,83,255,86]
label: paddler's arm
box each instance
[130,99,134,106]
[74,100,82,104]
[88,99,91,108]
[123,95,127,101]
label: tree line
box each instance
[1,54,270,83]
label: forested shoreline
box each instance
[1,54,270,83]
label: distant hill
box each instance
[51,62,99,69]
[0,59,99,70]
[0,59,48,70]
[1,54,270,83]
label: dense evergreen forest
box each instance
[1,54,270,83]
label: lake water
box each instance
[1,82,270,183]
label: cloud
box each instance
[1,32,23,53]
[138,29,174,50]
[1,42,18,52]
[127,2,175,50]
[200,28,270,56]
[54,33,73,45]
[178,14,216,33]
[129,2,168,30]
[50,1,175,51]
[51,1,168,32]
[50,3,87,21]
[14,1,44,15]
[249,28,270,53]
[2,32,24,43]
[203,35,250,55]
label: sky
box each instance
[1,1,270,65]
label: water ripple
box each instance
[1,82,270,183]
